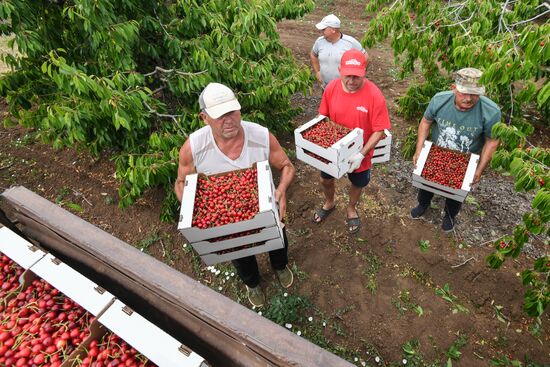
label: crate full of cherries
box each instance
[0,226,208,367]
[294,115,363,178]
[177,160,284,265]
[412,140,480,202]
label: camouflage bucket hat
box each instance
[454,67,485,95]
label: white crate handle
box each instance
[178,344,192,357]
[122,305,134,316]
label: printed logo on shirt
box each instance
[356,106,369,113]
[435,118,479,152]
[346,58,361,66]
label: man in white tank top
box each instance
[174,83,296,308]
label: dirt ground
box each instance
[0,2,549,366]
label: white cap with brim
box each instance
[315,14,341,30]
[199,82,241,119]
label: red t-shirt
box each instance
[319,78,391,172]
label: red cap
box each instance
[339,49,366,77]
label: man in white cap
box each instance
[312,49,390,234]
[310,13,368,87]
[174,82,296,308]
[410,67,501,232]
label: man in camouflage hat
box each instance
[410,67,501,232]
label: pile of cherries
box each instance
[421,145,469,189]
[301,119,351,148]
[80,332,156,367]
[192,168,260,229]
[0,278,92,367]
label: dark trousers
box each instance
[417,189,462,218]
[231,227,289,288]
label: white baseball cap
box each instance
[315,14,341,30]
[198,83,241,119]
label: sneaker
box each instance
[275,265,294,288]
[410,204,428,219]
[441,214,455,232]
[246,285,265,308]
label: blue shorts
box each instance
[320,169,371,188]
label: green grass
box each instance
[399,264,435,289]
[361,251,381,294]
[391,290,424,319]
[398,335,468,367]
[54,186,84,214]
[135,232,161,253]
[435,283,469,314]
[418,239,430,252]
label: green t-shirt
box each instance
[424,91,501,154]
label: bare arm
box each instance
[174,140,196,202]
[413,117,433,166]
[268,133,295,221]
[361,130,385,156]
[309,51,322,84]
[473,138,499,184]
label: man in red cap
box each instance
[312,49,391,234]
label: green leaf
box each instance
[486,252,504,269]
[537,82,550,108]
[66,202,84,213]
[533,256,550,273]
[521,270,533,285]
[532,189,550,211]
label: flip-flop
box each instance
[312,206,336,223]
[346,217,361,234]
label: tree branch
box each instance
[507,84,513,125]
[451,257,475,268]
[498,0,511,34]
[153,7,171,38]
[509,8,550,27]
[476,235,506,247]
[143,100,184,126]
[389,0,403,10]
[143,66,207,77]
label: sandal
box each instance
[312,206,336,223]
[346,217,361,234]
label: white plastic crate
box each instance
[372,129,392,164]
[294,115,363,178]
[412,140,479,202]
[178,160,281,243]
[30,253,115,316]
[190,225,283,255]
[200,237,284,266]
[0,226,47,269]
[295,146,350,178]
[98,299,208,367]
